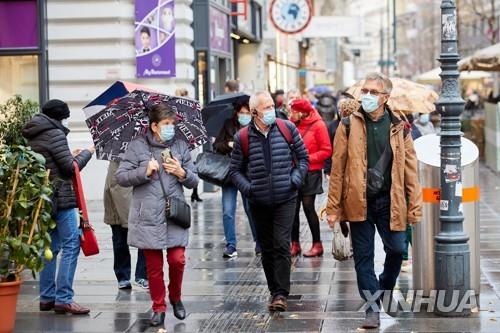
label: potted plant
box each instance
[0,96,54,333]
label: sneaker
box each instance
[135,278,149,290]
[223,245,238,258]
[401,260,412,273]
[360,311,380,329]
[118,280,132,290]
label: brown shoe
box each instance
[54,302,90,315]
[40,301,55,311]
[290,241,302,256]
[303,242,324,257]
[271,295,288,312]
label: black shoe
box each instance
[150,312,165,327]
[171,301,186,320]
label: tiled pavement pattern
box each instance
[14,164,500,332]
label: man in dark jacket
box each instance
[229,91,309,312]
[22,99,94,315]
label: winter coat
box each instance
[295,109,332,171]
[103,161,132,228]
[22,113,92,211]
[213,117,240,156]
[229,120,309,206]
[115,131,199,250]
[324,119,340,175]
[414,121,436,136]
[326,108,422,231]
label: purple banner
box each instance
[135,0,176,78]
[209,6,230,54]
[0,0,38,48]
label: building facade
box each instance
[1,0,196,200]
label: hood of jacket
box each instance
[22,113,69,139]
[297,108,323,130]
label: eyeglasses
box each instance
[361,88,387,96]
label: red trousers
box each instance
[143,247,185,312]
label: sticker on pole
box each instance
[444,164,460,183]
[440,200,449,211]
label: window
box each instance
[0,55,39,103]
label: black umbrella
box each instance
[85,90,207,161]
[202,93,250,137]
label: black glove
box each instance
[340,221,349,238]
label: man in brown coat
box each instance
[104,161,148,290]
[326,73,422,329]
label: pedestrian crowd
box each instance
[21,72,433,330]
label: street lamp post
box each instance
[435,0,471,317]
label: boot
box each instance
[191,188,203,202]
[290,241,301,256]
[303,242,324,257]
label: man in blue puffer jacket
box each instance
[230,91,309,312]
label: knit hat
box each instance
[42,99,70,121]
[290,98,314,114]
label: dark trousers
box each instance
[111,225,147,282]
[143,247,185,312]
[291,193,321,243]
[349,194,406,310]
[249,198,297,297]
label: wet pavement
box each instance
[14,164,500,332]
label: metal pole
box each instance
[435,0,471,317]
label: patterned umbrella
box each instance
[85,90,207,161]
[347,78,439,114]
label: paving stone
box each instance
[13,164,500,332]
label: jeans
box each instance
[349,194,406,312]
[143,247,185,312]
[110,225,147,282]
[249,199,296,297]
[39,208,81,305]
[222,184,258,248]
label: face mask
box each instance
[419,114,430,124]
[361,93,380,113]
[238,114,252,127]
[159,124,175,141]
[262,110,276,126]
[61,118,69,128]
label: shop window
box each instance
[0,55,39,103]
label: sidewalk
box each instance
[13,164,500,332]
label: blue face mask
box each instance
[238,114,252,127]
[419,114,430,124]
[159,124,175,141]
[262,110,276,126]
[361,94,380,113]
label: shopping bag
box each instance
[332,222,352,261]
[72,161,99,256]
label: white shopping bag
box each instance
[331,222,352,261]
[317,196,353,261]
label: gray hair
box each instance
[249,91,272,110]
[365,72,393,94]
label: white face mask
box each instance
[61,118,70,128]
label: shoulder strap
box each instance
[275,119,293,145]
[240,126,250,158]
[341,116,351,137]
[148,146,168,199]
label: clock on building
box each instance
[270,0,312,34]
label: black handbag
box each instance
[366,145,392,198]
[195,152,231,187]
